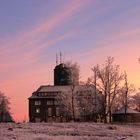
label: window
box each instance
[54,100,58,105]
[38,92,42,96]
[36,108,40,113]
[35,101,41,105]
[35,117,41,122]
[56,107,60,116]
[48,107,52,116]
[47,100,53,105]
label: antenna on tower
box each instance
[60,52,62,64]
[56,53,58,65]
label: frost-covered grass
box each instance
[0,122,140,140]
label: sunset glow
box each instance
[0,0,140,121]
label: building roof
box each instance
[36,85,96,92]
[28,85,99,99]
[37,85,71,92]
[113,107,140,114]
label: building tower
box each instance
[54,63,73,86]
[54,52,72,85]
[54,52,79,86]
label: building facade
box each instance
[28,63,103,122]
[29,85,69,122]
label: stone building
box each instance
[28,63,103,122]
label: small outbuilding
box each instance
[112,107,140,122]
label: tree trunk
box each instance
[124,71,128,122]
[104,90,107,123]
[108,92,112,123]
[71,85,75,121]
[93,67,97,122]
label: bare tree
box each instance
[66,61,80,121]
[65,61,80,85]
[72,76,104,122]
[92,65,99,121]
[76,85,93,121]
[56,61,80,121]
[85,66,99,121]
[112,71,135,120]
[92,57,124,123]
[130,92,140,112]
[56,91,73,121]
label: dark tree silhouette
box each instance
[0,91,13,122]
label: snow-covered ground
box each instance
[0,122,140,140]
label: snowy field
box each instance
[0,123,140,140]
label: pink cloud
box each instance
[0,0,89,53]
[0,30,77,73]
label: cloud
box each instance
[0,30,77,72]
[0,0,89,52]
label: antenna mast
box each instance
[56,53,58,65]
[60,52,62,64]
